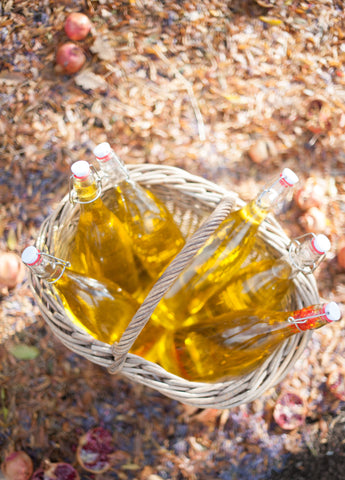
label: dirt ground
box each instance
[1,1,345,479]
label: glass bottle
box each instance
[152,168,299,329]
[93,142,185,280]
[67,160,139,294]
[195,233,331,321]
[21,246,163,360]
[155,302,341,383]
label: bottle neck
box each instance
[27,252,65,283]
[289,235,326,273]
[272,234,327,279]
[97,151,130,184]
[288,304,334,333]
[256,174,293,210]
[72,171,100,204]
[239,199,271,225]
[239,173,295,226]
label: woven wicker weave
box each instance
[29,164,320,409]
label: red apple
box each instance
[1,451,33,480]
[299,207,327,233]
[294,177,326,211]
[64,13,91,41]
[0,251,25,291]
[56,43,86,74]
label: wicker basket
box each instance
[29,164,320,409]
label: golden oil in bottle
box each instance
[152,168,299,329]
[68,160,139,294]
[196,233,331,321]
[155,302,341,382]
[22,247,164,358]
[94,143,185,280]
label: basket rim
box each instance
[29,163,319,408]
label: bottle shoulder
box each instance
[213,200,267,236]
[80,196,124,226]
[116,181,169,214]
[58,269,139,305]
[177,308,290,341]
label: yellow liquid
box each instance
[152,200,269,329]
[193,258,294,323]
[67,180,139,294]
[103,181,185,279]
[156,307,326,382]
[53,268,163,360]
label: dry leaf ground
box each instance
[1,1,345,479]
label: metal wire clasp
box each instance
[287,312,320,332]
[256,186,275,209]
[288,232,325,274]
[41,252,70,284]
[68,165,102,205]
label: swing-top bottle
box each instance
[156,302,341,383]
[65,160,139,294]
[152,168,299,329]
[21,246,163,360]
[93,142,185,280]
[196,233,331,321]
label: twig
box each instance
[149,43,206,141]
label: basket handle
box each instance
[108,193,237,374]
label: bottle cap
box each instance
[93,142,111,161]
[324,302,341,322]
[21,246,40,266]
[312,234,331,254]
[281,168,299,187]
[71,160,91,179]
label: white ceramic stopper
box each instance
[21,246,40,266]
[324,302,341,322]
[281,168,299,186]
[312,234,331,254]
[93,142,111,160]
[71,160,90,178]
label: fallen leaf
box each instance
[6,228,17,250]
[0,71,26,84]
[9,344,40,360]
[259,16,283,26]
[90,35,116,62]
[255,0,274,6]
[223,94,250,105]
[121,464,141,471]
[74,69,108,91]
[2,0,13,13]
